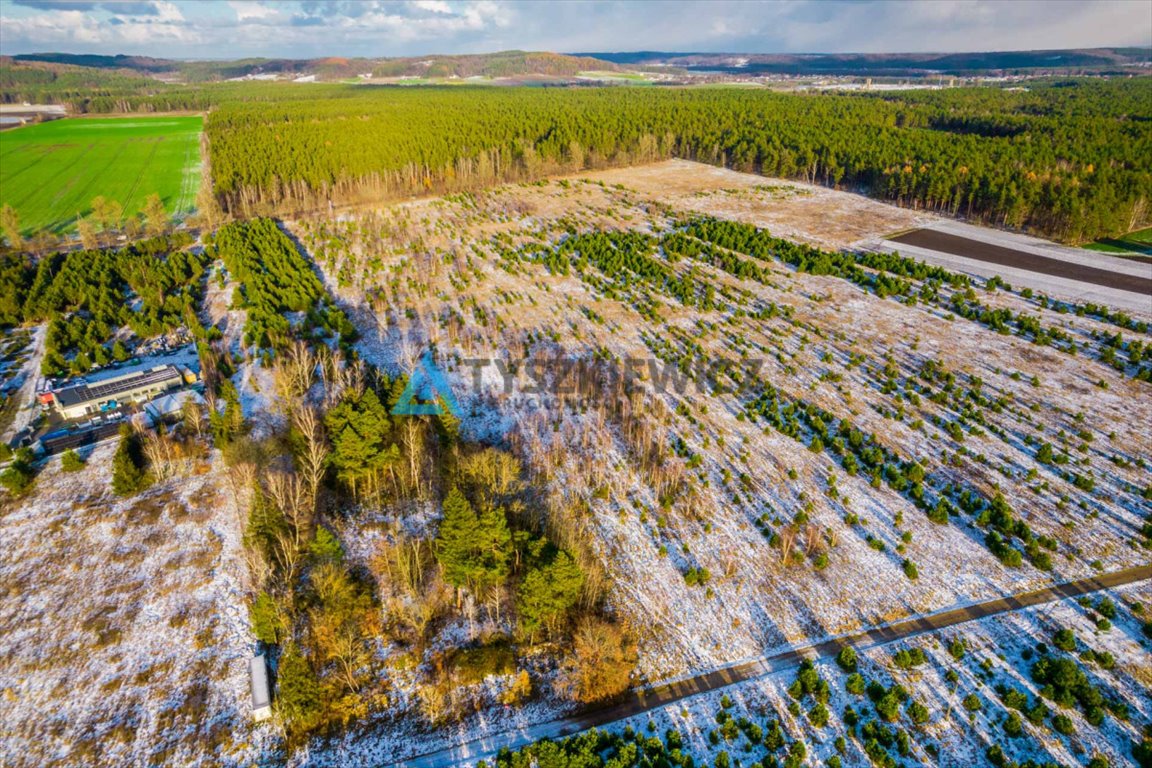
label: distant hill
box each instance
[10,53,174,73]
[576,48,1152,76]
[10,51,621,83]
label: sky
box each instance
[0,0,1148,60]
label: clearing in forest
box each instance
[0,115,202,235]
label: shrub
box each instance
[1026,700,1049,726]
[836,646,857,672]
[809,702,830,728]
[452,641,515,684]
[60,449,85,472]
[907,700,930,725]
[845,673,866,695]
[1003,712,1024,737]
[1052,713,1074,735]
[684,566,711,587]
[902,559,919,580]
[1052,629,1076,652]
[565,617,637,703]
[948,638,966,660]
[963,693,983,711]
[0,448,36,496]
[1001,687,1029,711]
[892,648,927,669]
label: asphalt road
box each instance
[393,563,1152,767]
[890,228,1152,296]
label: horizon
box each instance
[0,0,1148,60]
[6,43,1151,63]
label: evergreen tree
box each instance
[435,487,511,599]
[249,592,283,645]
[0,448,37,496]
[517,549,585,642]
[111,424,150,496]
[309,527,344,563]
[276,642,320,729]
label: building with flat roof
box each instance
[45,365,184,420]
[249,655,272,722]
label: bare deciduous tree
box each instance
[293,406,329,511]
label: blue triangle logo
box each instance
[392,350,461,417]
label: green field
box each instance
[1082,226,1152,256]
[0,115,202,235]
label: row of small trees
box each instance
[0,193,173,255]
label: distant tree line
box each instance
[200,79,1151,242]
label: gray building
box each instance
[249,655,272,722]
[46,365,184,420]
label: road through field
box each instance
[891,228,1152,296]
[394,563,1152,767]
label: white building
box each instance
[249,655,272,722]
[45,365,184,420]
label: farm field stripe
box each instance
[120,138,163,214]
[392,563,1152,768]
[0,115,203,232]
[891,228,1152,296]
[59,139,134,224]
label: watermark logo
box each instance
[392,351,462,418]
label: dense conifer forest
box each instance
[3,60,1148,244]
[202,80,1151,242]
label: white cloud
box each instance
[0,0,1145,58]
[227,0,278,22]
[410,0,452,14]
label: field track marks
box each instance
[0,143,68,189]
[173,135,201,215]
[43,143,97,212]
[60,139,134,225]
[121,138,163,214]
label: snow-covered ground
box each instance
[1,323,45,444]
[281,168,1151,764]
[513,582,1151,768]
[6,162,1146,768]
[0,445,278,767]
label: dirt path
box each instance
[395,563,1152,767]
[1,324,46,445]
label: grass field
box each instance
[0,116,202,235]
[1082,226,1152,256]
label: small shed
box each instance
[249,655,272,722]
[145,389,205,421]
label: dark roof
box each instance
[40,421,123,455]
[54,366,182,408]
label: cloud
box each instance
[0,0,1146,59]
[12,0,161,12]
[227,1,279,22]
[11,0,99,10]
[1,0,195,51]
